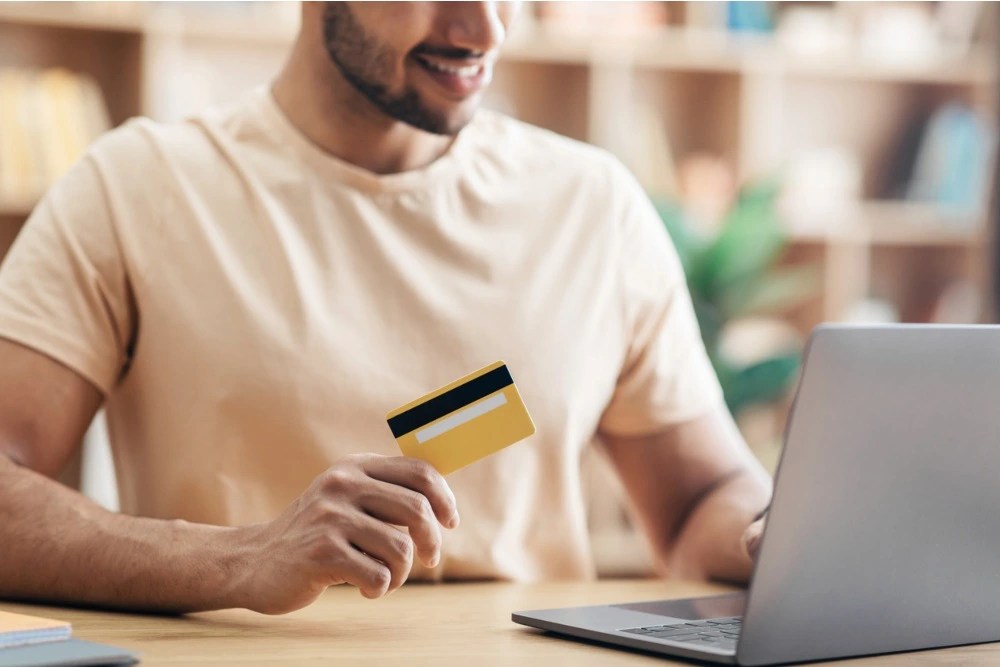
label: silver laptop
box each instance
[514,324,1000,665]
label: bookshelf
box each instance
[0,1,998,330]
[489,9,1000,333]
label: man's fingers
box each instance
[346,514,415,594]
[331,543,392,599]
[360,481,443,568]
[360,456,459,528]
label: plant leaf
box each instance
[723,353,801,416]
[654,198,700,276]
[719,264,821,318]
[699,180,785,300]
[693,297,725,353]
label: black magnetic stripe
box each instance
[388,365,513,438]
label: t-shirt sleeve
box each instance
[0,154,135,394]
[597,164,725,438]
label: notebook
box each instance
[0,639,138,666]
[0,611,71,649]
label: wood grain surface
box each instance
[4,580,1000,666]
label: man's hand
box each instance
[602,406,772,583]
[0,338,459,614]
[234,454,459,614]
[741,515,766,563]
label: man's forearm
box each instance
[0,455,253,613]
[667,469,770,584]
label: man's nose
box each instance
[444,1,507,54]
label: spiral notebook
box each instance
[0,610,137,665]
[0,611,70,650]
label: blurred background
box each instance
[0,1,998,576]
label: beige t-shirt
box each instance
[0,88,722,581]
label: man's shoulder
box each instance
[85,117,198,165]
[84,89,267,173]
[467,110,629,182]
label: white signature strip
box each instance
[415,392,508,444]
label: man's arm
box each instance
[0,338,458,614]
[603,404,771,584]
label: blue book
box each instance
[727,1,774,33]
[907,103,997,214]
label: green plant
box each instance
[655,180,818,417]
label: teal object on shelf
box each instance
[727,1,774,34]
[907,103,996,213]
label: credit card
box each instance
[386,361,535,475]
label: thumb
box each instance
[742,517,766,562]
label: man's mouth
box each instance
[411,52,492,98]
[416,54,482,78]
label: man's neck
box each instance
[271,37,453,176]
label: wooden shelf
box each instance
[778,50,998,87]
[505,25,998,85]
[146,7,297,47]
[0,2,297,45]
[790,226,982,248]
[787,202,985,248]
[1,4,992,85]
[0,2,145,34]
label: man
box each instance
[0,2,769,614]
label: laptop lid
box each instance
[738,325,1000,665]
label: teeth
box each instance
[420,58,481,78]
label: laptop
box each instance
[514,324,1000,665]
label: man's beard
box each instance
[322,3,463,136]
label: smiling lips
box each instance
[412,52,492,98]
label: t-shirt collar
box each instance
[254,85,474,194]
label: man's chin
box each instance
[406,103,479,137]
[392,88,482,136]
[365,81,483,136]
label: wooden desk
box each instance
[4,580,1000,666]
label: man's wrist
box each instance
[157,520,260,612]
[211,523,263,611]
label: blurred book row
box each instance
[0,68,111,209]
[533,1,995,60]
[778,101,997,236]
[621,98,996,237]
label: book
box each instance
[0,67,112,209]
[0,610,71,649]
[906,102,996,216]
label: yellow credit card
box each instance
[386,361,535,475]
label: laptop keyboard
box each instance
[621,616,742,651]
